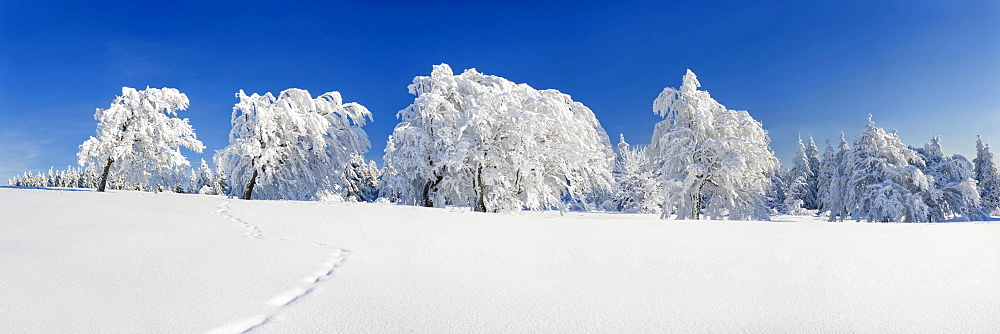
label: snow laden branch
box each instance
[382,63,614,213]
[649,70,779,220]
[77,87,204,192]
[214,88,372,200]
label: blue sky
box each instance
[1,1,998,181]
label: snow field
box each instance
[1,187,998,333]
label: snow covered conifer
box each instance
[973,135,1000,214]
[189,158,215,194]
[382,64,614,213]
[831,115,931,222]
[343,153,381,202]
[214,168,230,197]
[215,88,372,200]
[805,137,821,207]
[821,134,851,217]
[785,136,819,213]
[764,170,787,214]
[914,137,986,221]
[608,135,660,213]
[648,70,779,220]
[77,87,205,192]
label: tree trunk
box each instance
[691,180,705,220]
[243,169,258,200]
[422,174,444,207]
[475,165,486,212]
[423,180,434,207]
[97,157,113,192]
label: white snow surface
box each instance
[1,187,998,333]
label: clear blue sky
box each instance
[1,1,998,181]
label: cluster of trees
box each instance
[6,65,999,222]
[7,166,104,189]
[766,120,1000,222]
[8,86,380,202]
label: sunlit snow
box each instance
[1,187,997,333]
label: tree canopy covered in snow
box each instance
[648,70,779,220]
[382,64,614,213]
[76,87,204,192]
[214,88,372,200]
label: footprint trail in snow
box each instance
[207,200,350,334]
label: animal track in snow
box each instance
[208,200,350,334]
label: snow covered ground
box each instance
[1,187,998,333]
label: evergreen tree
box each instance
[821,134,851,217]
[816,139,837,212]
[914,137,987,221]
[343,153,381,202]
[764,170,787,214]
[973,135,1000,214]
[831,115,931,222]
[189,159,216,194]
[785,136,819,213]
[608,135,660,213]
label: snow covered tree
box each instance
[214,88,372,200]
[214,168,230,197]
[188,159,216,194]
[343,153,381,202]
[804,137,821,208]
[648,70,779,220]
[816,139,837,212]
[608,135,660,213]
[913,137,986,221]
[785,136,820,213]
[829,115,931,222]
[382,64,614,213]
[764,170,787,214]
[77,87,204,192]
[973,135,1000,215]
[820,134,852,216]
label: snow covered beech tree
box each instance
[214,88,372,200]
[648,70,778,220]
[913,137,986,221]
[77,87,204,192]
[828,116,931,222]
[382,64,614,213]
[973,135,1000,214]
[607,135,660,213]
